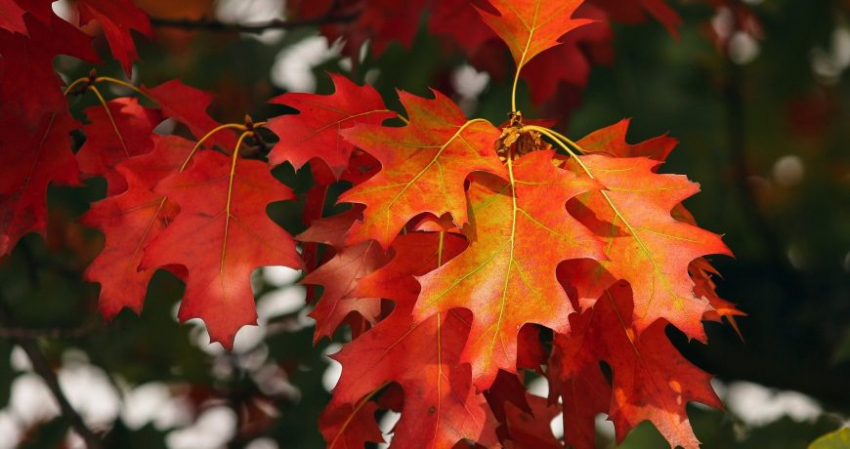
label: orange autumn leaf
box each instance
[476,0,592,71]
[339,89,506,249]
[564,154,732,341]
[416,151,604,390]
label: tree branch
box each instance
[148,12,358,34]
[0,299,102,448]
[0,324,99,340]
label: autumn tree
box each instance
[2,0,849,448]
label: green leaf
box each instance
[810,428,850,449]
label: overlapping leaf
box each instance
[0,110,81,257]
[77,97,162,194]
[141,150,300,348]
[289,0,428,59]
[0,0,26,34]
[416,151,604,390]
[0,10,98,122]
[319,399,384,449]
[592,0,682,36]
[564,154,731,340]
[558,122,733,339]
[328,233,491,448]
[567,121,741,325]
[549,281,721,449]
[76,0,152,75]
[81,135,192,318]
[339,90,506,249]
[141,79,235,149]
[267,74,396,177]
[298,210,390,342]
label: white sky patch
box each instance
[729,32,760,65]
[10,346,29,372]
[263,266,302,287]
[377,410,401,448]
[216,0,286,44]
[257,285,307,321]
[166,406,237,449]
[725,381,822,426]
[551,412,564,439]
[711,7,734,42]
[58,363,121,428]
[452,64,490,115]
[271,36,343,93]
[526,376,549,399]
[812,27,850,84]
[0,412,20,449]
[253,362,300,399]
[10,374,61,426]
[246,438,280,449]
[51,0,77,24]
[772,155,805,188]
[596,413,615,440]
[322,343,343,392]
[232,324,267,353]
[121,382,192,431]
[452,64,490,99]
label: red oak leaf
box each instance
[297,207,364,250]
[0,0,26,33]
[0,110,81,257]
[482,370,532,444]
[0,11,98,123]
[503,395,562,449]
[267,73,396,177]
[428,0,496,55]
[141,79,234,149]
[475,0,591,71]
[557,122,737,337]
[522,4,614,104]
[339,89,506,249]
[328,233,490,449]
[76,0,153,75]
[301,239,389,343]
[77,97,162,195]
[563,154,732,341]
[415,151,604,390]
[548,286,612,449]
[141,150,300,348]
[319,399,384,449]
[575,118,677,162]
[290,0,428,59]
[591,0,682,36]
[81,135,193,318]
[550,281,721,449]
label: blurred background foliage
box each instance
[0,0,849,447]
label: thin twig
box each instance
[148,11,358,34]
[0,324,99,340]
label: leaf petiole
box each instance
[180,123,248,172]
[520,124,593,179]
[94,76,148,98]
[88,84,131,158]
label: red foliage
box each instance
[0,0,742,447]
